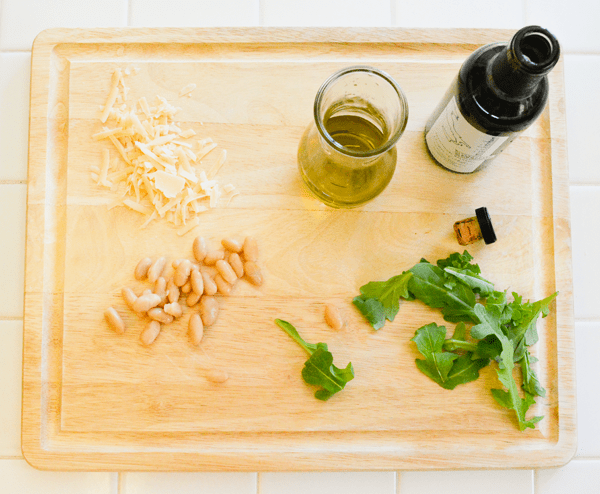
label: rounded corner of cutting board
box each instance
[552,428,579,468]
[20,441,50,472]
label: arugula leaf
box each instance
[302,345,355,401]
[437,251,494,297]
[436,251,478,273]
[443,354,490,390]
[412,323,488,390]
[471,304,543,430]
[520,350,546,398]
[275,319,354,401]
[506,292,559,360]
[411,323,459,386]
[443,322,479,352]
[443,267,494,297]
[476,334,503,360]
[491,389,543,430]
[408,262,478,323]
[352,272,413,330]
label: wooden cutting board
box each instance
[23,27,575,471]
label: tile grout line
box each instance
[118,472,126,494]
[0,49,32,53]
[127,0,132,26]
[256,472,262,494]
[0,180,27,185]
[111,472,119,494]
[257,0,264,26]
[0,316,24,321]
[395,471,400,494]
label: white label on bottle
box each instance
[425,96,509,173]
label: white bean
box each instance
[121,287,137,311]
[192,236,207,263]
[133,293,161,313]
[148,257,167,283]
[104,307,125,334]
[140,320,161,346]
[199,296,219,326]
[221,238,243,253]
[188,313,204,346]
[325,303,345,330]
[134,257,153,280]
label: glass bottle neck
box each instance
[488,26,560,101]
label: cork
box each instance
[454,217,483,245]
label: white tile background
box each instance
[0,0,598,492]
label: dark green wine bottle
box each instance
[425,25,560,173]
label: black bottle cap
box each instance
[475,207,497,244]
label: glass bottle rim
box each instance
[313,65,409,158]
[510,25,560,75]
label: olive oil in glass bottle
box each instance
[298,66,409,208]
[425,25,560,173]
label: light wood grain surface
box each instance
[22,27,575,471]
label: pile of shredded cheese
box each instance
[90,68,238,236]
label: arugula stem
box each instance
[275,319,317,355]
[443,339,478,353]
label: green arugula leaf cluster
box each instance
[353,251,557,431]
[275,319,354,401]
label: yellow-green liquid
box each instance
[298,113,397,208]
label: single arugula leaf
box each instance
[275,319,354,401]
[353,272,413,330]
[470,304,543,430]
[408,262,478,323]
[520,349,546,398]
[412,323,459,386]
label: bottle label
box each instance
[425,96,509,173]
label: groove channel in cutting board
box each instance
[22,28,575,471]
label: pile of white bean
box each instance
[104,236,262,351]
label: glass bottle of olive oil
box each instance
[298,66,409,208]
